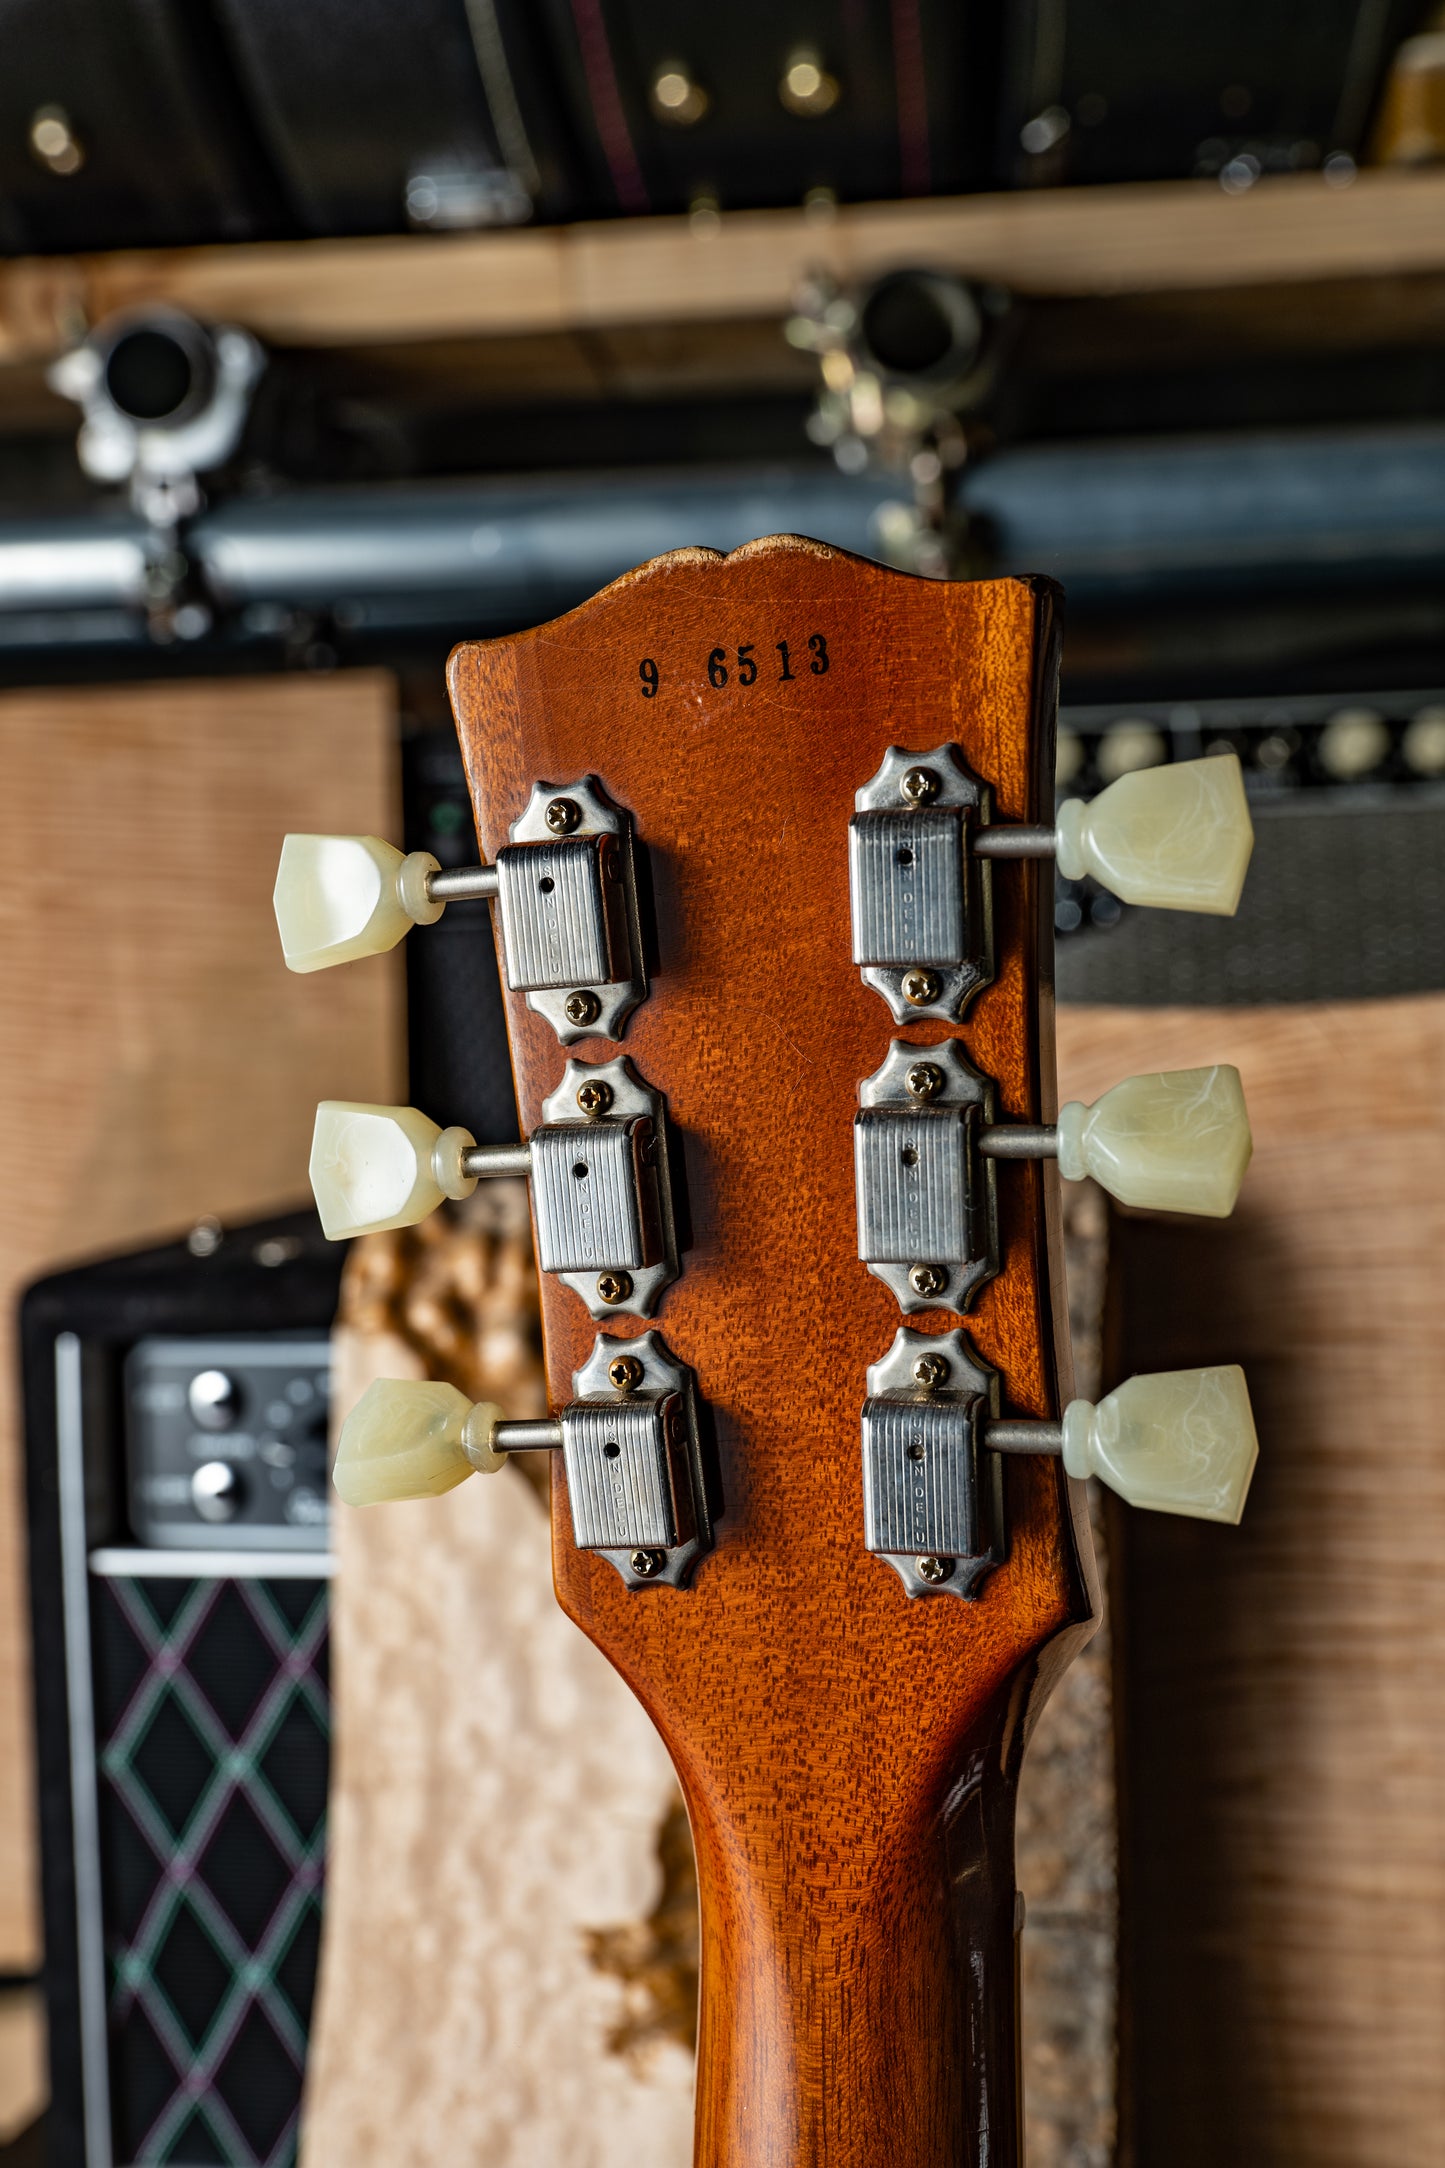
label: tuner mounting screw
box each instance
[913,1352,950,1389]
[629,1548,665,1579]
[564,989,601,1027]
[909,1263,947,1300]
[545,797,581,834]
[608,1354,644,1392]
[901,968,942,1008]
[905,1061,944,1101]
[597,1270,634,1306]
[576,1079,614,1116]
[916,1554,953,1584]
[900,766,940,806]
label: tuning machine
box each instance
[851,745,1254,1022]
[309,1055,680,1322]
[862,1326,1259,1599]
[333,1331,712,1589]
[274,774,647,1045]
[856,1042,1252,1314]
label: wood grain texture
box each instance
[1057,997,1445,2168]
[0,674,400,2002]
[303,1197,697,2168]
[4,172,1445,364]
[448,540,1095,2168]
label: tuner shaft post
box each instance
[460,1141,534,1181]
[426,863,499,903]
[494,1418,564,1453]
[985,1420,1065,1454]
[978,1124,1058,1160]
[971,825,1058,860]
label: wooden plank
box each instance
[4,172,1445,366]
[0,674,402,2006]
[1056,994,1445,2168]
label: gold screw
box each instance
[650,64,709,126]
[597,1270,633,1306]
[905,1061,944,1101]
[902,968,942,1008]
[900,766,939,805]
[916,1555,952,1584]
[545,797,580,834]
[608,1354,644,1392]
[909,1263,947,1299]
[913,1352,950,1389]
[576,1079,613,1116]
[564,989,601,1027]
[779,51,841,117]
[630,1548,665,1578]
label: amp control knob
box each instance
[189,1368,240,1429]
[191,1460,242,1523]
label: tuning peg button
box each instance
[332,1377,509,1505]
[1059,1364,1259,1524]
[1054,753,1253,916]
[274,835,447,973]
[1055,1063,1252,1218]
[308,1101,486,1240]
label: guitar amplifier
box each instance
[21,1212,344,2168]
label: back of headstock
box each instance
[279,535,1259,2168]
[454,539,1082,2166]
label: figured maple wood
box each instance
[448,539,1095,2168]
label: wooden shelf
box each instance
[4,170,1445,367]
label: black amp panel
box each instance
[22,1213,343,2168]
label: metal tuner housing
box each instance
[849,743,995,1024]
[854,1038,1001,1315]
[861,1327,1004,1601]
[498,775,648,1044]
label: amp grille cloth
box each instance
[91,1576,329,2167]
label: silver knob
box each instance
[191,1460,241,1523]
[189,1368,240,1430]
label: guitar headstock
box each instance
[450,537,1086,1640]
[281,535,1258,2165]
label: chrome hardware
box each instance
[861,1327,1003,1599]
[850,744,1256,1024]
[537,1058,680,1319]
[274,773,647,1045]
[850,743,994,1022]
[564,1332,712,1588]
[502,775,646,1043]
[855,1039,1000,1314]
[307,1056,680,1322]
[331,1331,715,1579]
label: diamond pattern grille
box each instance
[92,1576,330,2167]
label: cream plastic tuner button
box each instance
[333,1378,508,1505]
[1060,1365,1259,1524]
[1055,753,1253,915]
[274,835,447,972]
[1055,1063,1252,1218]
[309,1100,482,1240]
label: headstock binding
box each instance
[448,536,1095,2168]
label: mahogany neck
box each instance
[689,1711,1023,2168]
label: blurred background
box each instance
[1,4,1444,2165]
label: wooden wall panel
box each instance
[1057,995,1445,2168]
[0,674,401,2025]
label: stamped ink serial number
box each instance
[637,632,831,696]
